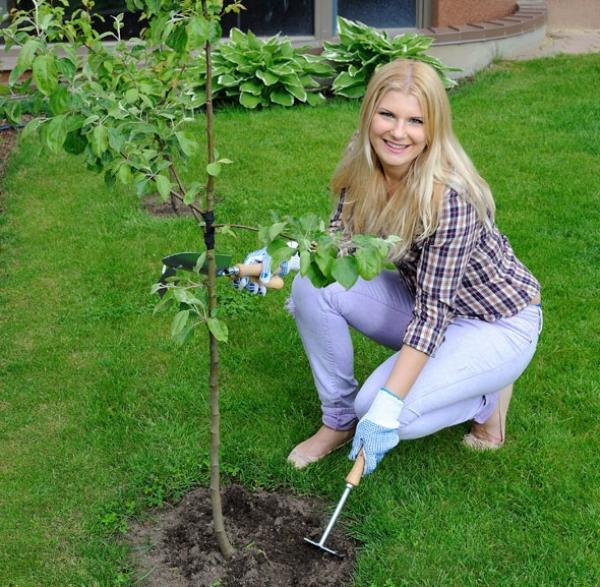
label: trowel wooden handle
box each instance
[235,263,284,289]
[346,451,365,487]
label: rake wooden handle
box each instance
[346,451,365,487]
[235,263,284,289]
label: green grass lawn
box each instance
[1,53,599,586]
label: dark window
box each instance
[338,0,416,28]
[221,0,314,36]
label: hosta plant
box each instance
[323,16,460,98]
[208,28,334,108]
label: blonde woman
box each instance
[284,59,542,474]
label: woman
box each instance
[283,59,542,474]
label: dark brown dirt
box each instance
[0,128,18,185]
[142,192,197,217]
[128,484,358,587]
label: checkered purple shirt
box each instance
[329,188,541,356]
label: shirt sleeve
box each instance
[403,190,480,356]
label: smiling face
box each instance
[368,89,427,185]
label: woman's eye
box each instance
[379,111,394,118]
[409,118,424,125]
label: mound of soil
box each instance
[142,192,196,217]
[128,484,358,586]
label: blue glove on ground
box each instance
[349,387,404,475]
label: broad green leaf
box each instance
[256,69,279,86]
[45,115,67,153]
[187,15,211,49]
[356,247,382,280]
[155,174,171,200]
[240,80,262,95]
[184,182,203,205]
[125,88,139,103]
[300,250,311,274]
[207,317,228,343]
[108,127,125,152]
[206,162,221,177]
[270,90,294,107]
[166,24,188,52]
[49,85,70,115]
[56,57,77,80]
[332,256,359,289]
[193,252,207,274]
[32,54,58,96]
[16,39,42,71]
[175,131,198,157]
[305,261,331,288]
[21,118,43,141]
[91,124,109,156]
[239,92,261,109]
[267,222,287,242]
[63,129,87,155]
[284,84,307,102]
[117,163,132,184]
[218,74,240,87]
[171,309,190,338]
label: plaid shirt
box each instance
[329,188,541,356]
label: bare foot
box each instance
[287,425,355,469]
[464,384,513,450]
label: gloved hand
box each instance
[232,243,300,296]
[349,387,404,475]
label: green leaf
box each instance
[117,163,132,185]
[16,39,42,71]
[184,182,203,205]
[56,57,77,80]
[193,252,207,274]
[166,24,188,52]
[240,80,262,95]
[45,115,68,153]
[207,317,228,343]
[267,222,287,242]
[21,118,43,141]
[63,129,87,155]
[155,174,171,200]
[91,124,109,157]
[355,247,382,280]
[284,84,307,102]
[332,256,359,289]
[239,92,261,109]
[49,85,70,115]
[206,162,221,177]
[270,90,294,107]
[187,15,211,49]
[300,250,311,274]
[171,310,190,338]
[32,54,58,96]
[125,88,139,103]
[175,131,198,157]
[256,69,279,86]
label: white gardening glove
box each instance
[232,242,300,296]
[349,387,404,475]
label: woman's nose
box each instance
[390,120,406,139]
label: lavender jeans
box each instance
[288,271,542,439]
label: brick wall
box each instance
[433,0,517,27]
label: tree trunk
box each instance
[202,2,234,559]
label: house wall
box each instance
[545,0,600,29]
[433,0,517,27]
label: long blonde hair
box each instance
[331,59,495,261]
